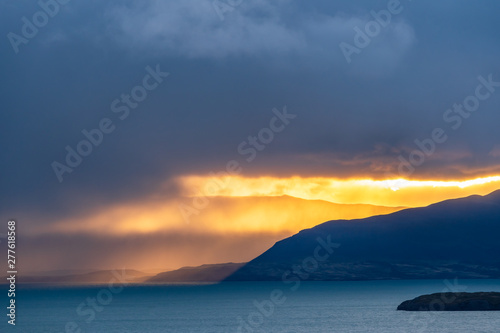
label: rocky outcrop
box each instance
[397,292,500,311]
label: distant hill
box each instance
[188,195,405,234]
[147,263,245,283]
[226,190,500,281]
[207,195,405,220]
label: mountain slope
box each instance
[226,190,500,281]
[147,263,245,283]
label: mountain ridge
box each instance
[226,189,500,281]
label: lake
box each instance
[13,279,500,332]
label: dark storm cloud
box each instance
[1,0,500,224]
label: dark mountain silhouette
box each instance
[147,263,245,283]
[226,190,500,281]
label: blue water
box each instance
[9,280,500,332]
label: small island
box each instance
[397,292,500,311]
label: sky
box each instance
[1,0,500,272]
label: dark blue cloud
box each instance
[1,0,500,223]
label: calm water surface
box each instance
[12,279,500,332]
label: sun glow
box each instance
[179,175,500,207]
[371,176,500,191]
[43,175,500,237]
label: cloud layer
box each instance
[1,0,500,269]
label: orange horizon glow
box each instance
[36,174,500,238]
[28,174,500,269]
[179,175,500,207]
